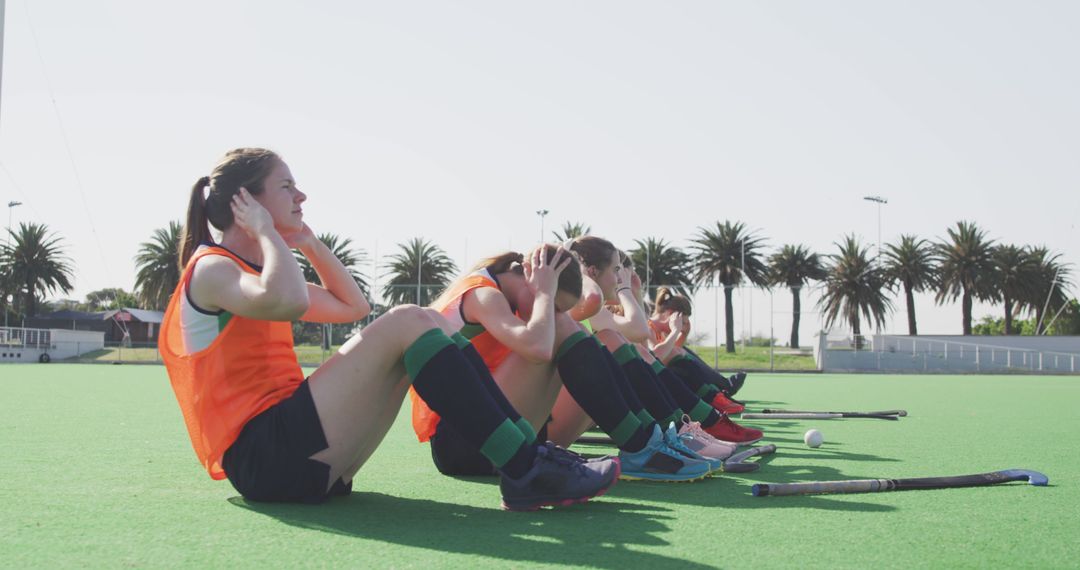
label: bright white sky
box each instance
[2,1,1077,343]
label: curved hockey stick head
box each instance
[1002,469,1049,486]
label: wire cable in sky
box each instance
[22,0,111,275]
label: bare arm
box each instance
[463,247,573,362]
[568,276,604,322]
[190,189,309,321]
[647,313,684,364]
[604,265,649,341]
[290,228,371,323]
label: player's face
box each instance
[255,161,307,234]
[590,250,621,301]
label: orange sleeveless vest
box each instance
[159,246,304,480]
[649,320,665,343]
[409,272,512,442]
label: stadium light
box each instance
[862,196,888,264]
[536,209,549,243]
[6,200,19,247]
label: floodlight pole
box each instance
[863,196,888,265]
[5,200,18,249]
[2,2,8,329]
[1,0,5,132]
[863,195,888,347]
[536,209,549,243]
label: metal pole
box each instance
[416,243,422,305]
[0,0,5,131]
[644,246,650,298]
[769,289,774,371]
[536,209,549,244]
[714,278,719,367]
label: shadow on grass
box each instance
[229,493,712,569]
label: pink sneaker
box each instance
[677,415,737,460]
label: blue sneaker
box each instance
[617,425,712,482]
[664,424,722,473]
[500,443,620,511]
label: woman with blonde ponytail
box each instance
[159,148,618,511]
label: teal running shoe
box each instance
[617,425,712,482]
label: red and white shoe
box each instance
[710,392,745,415]
[703,414,763,445]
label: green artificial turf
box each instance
[1,364,1076,568]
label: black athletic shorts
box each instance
[222,379,351,503]
[430,419,550,477]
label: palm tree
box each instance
[992,245,1039,335]
[689,221,768,353]
[1025,247,1072,334]
[818,235,892,345]
[768,244,826,348]
[552,221,591,242]
[935,221,998,335]
[133,221,182,310]
[883,235,937,336]
[627,237,696,295]
[1,222,75,318]
[295,233,369,296]
[382,238,457,306]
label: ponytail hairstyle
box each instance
[653,286,692,317]
[568,235,617,272]
[179,148,282,268]
[434,245,583,308]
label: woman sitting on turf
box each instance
[649,287,748,399]
[568,246,761,447]
[417,240,713,482]
[158,148,618,511]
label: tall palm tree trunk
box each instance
[905,284,917,336]
[962,288,973,335]
[851,313,862,349]
[1003,294,1014,335]
[724,286,735,353]
[790,287,801,349]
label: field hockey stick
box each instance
[742,412,899,421]
[721,444,777,473]
[575,435,615,445]
[764,408,907,416]
[752,469,1048,497]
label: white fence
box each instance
[818,333,1080,374]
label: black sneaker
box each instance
[544,441,615,464]
[499,443,620,511]
[727,371,747,397]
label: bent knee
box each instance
[595,328,627,351]
[383,305,438,335]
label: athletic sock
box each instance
[406,328,536,479]
[668,354,723,399]
[449,332,537,443]
[612,344,682,427]
[685,349,737,393]
[555,332,652,453]
[652,360,723,427]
